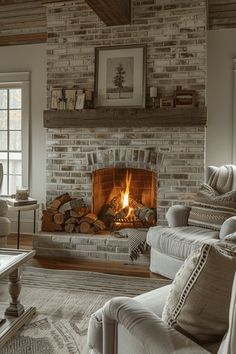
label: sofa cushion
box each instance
[147,225,219,261]
[162,242,236,345]
[188,183,236,231]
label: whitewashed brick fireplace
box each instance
[46,126,205,224]
[34,124,205,263]
[33,0,207,262]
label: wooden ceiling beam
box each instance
[0,32,47,46]
[85,0,131,26]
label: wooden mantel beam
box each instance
[44,107,207,129]
[85,0,131,26]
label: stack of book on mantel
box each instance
[6,197,37,207]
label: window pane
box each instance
[0,90,7,109]
[1,174,8,195]
[9,152,22,174]
[0,131,7,150]
[0,110,7,130]
[10,110,21,130]
[9,174,22,195]
[9,131,21,150]
[0,152,8,175]
[9,88,21,109]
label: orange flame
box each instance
[120,171,132,216]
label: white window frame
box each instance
[0,72,30,195]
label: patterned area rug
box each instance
[0,267,170,354]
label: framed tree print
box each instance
[95,45,146,108]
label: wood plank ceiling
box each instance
[0,0,235,46]
[208,0,236,29]
[0,0,130,46]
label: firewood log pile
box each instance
[98,193,156,229]
[42,193,106,234]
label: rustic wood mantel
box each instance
[43,107,207,129]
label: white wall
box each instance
[207,28,236,166]
[0,43,47,233]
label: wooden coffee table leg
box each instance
[5,268,24,317]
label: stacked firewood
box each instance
[42,193,106,234]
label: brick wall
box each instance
[46,126,205,224]
[45,0,207,225]
[46,0,207,107]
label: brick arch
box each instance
[87,148,164,172]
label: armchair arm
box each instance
[219,216,236,239]
[102,297,209,354]
[166,205,191,227]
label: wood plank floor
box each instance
[7,234,161,278]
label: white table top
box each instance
[7,203,40,212]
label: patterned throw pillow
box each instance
[188,183,236,230]
[162,242,236,345]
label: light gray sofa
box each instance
[147,165,236,279]
[87,272,236,354]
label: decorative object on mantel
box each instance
[50,89,62,109]
[84,89,94,109]
[75,89,85,110]
[65,89,77,110]
[174,86,197,108]
[51,88,78,110]
[150,86,158,108]
[160,96,174,108]
[95,44,146,108]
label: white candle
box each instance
[150,87,157,98]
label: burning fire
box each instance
[120,171,132,217]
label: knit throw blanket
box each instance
[114,228,148,260]
[207,165,236,194]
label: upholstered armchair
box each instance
[147,165,236,279]
[87,243,236,354]
[0,199,11,247]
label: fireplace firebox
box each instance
[92,168,157,230]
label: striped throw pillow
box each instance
[188,204,236,230]
[188,184,236,230]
